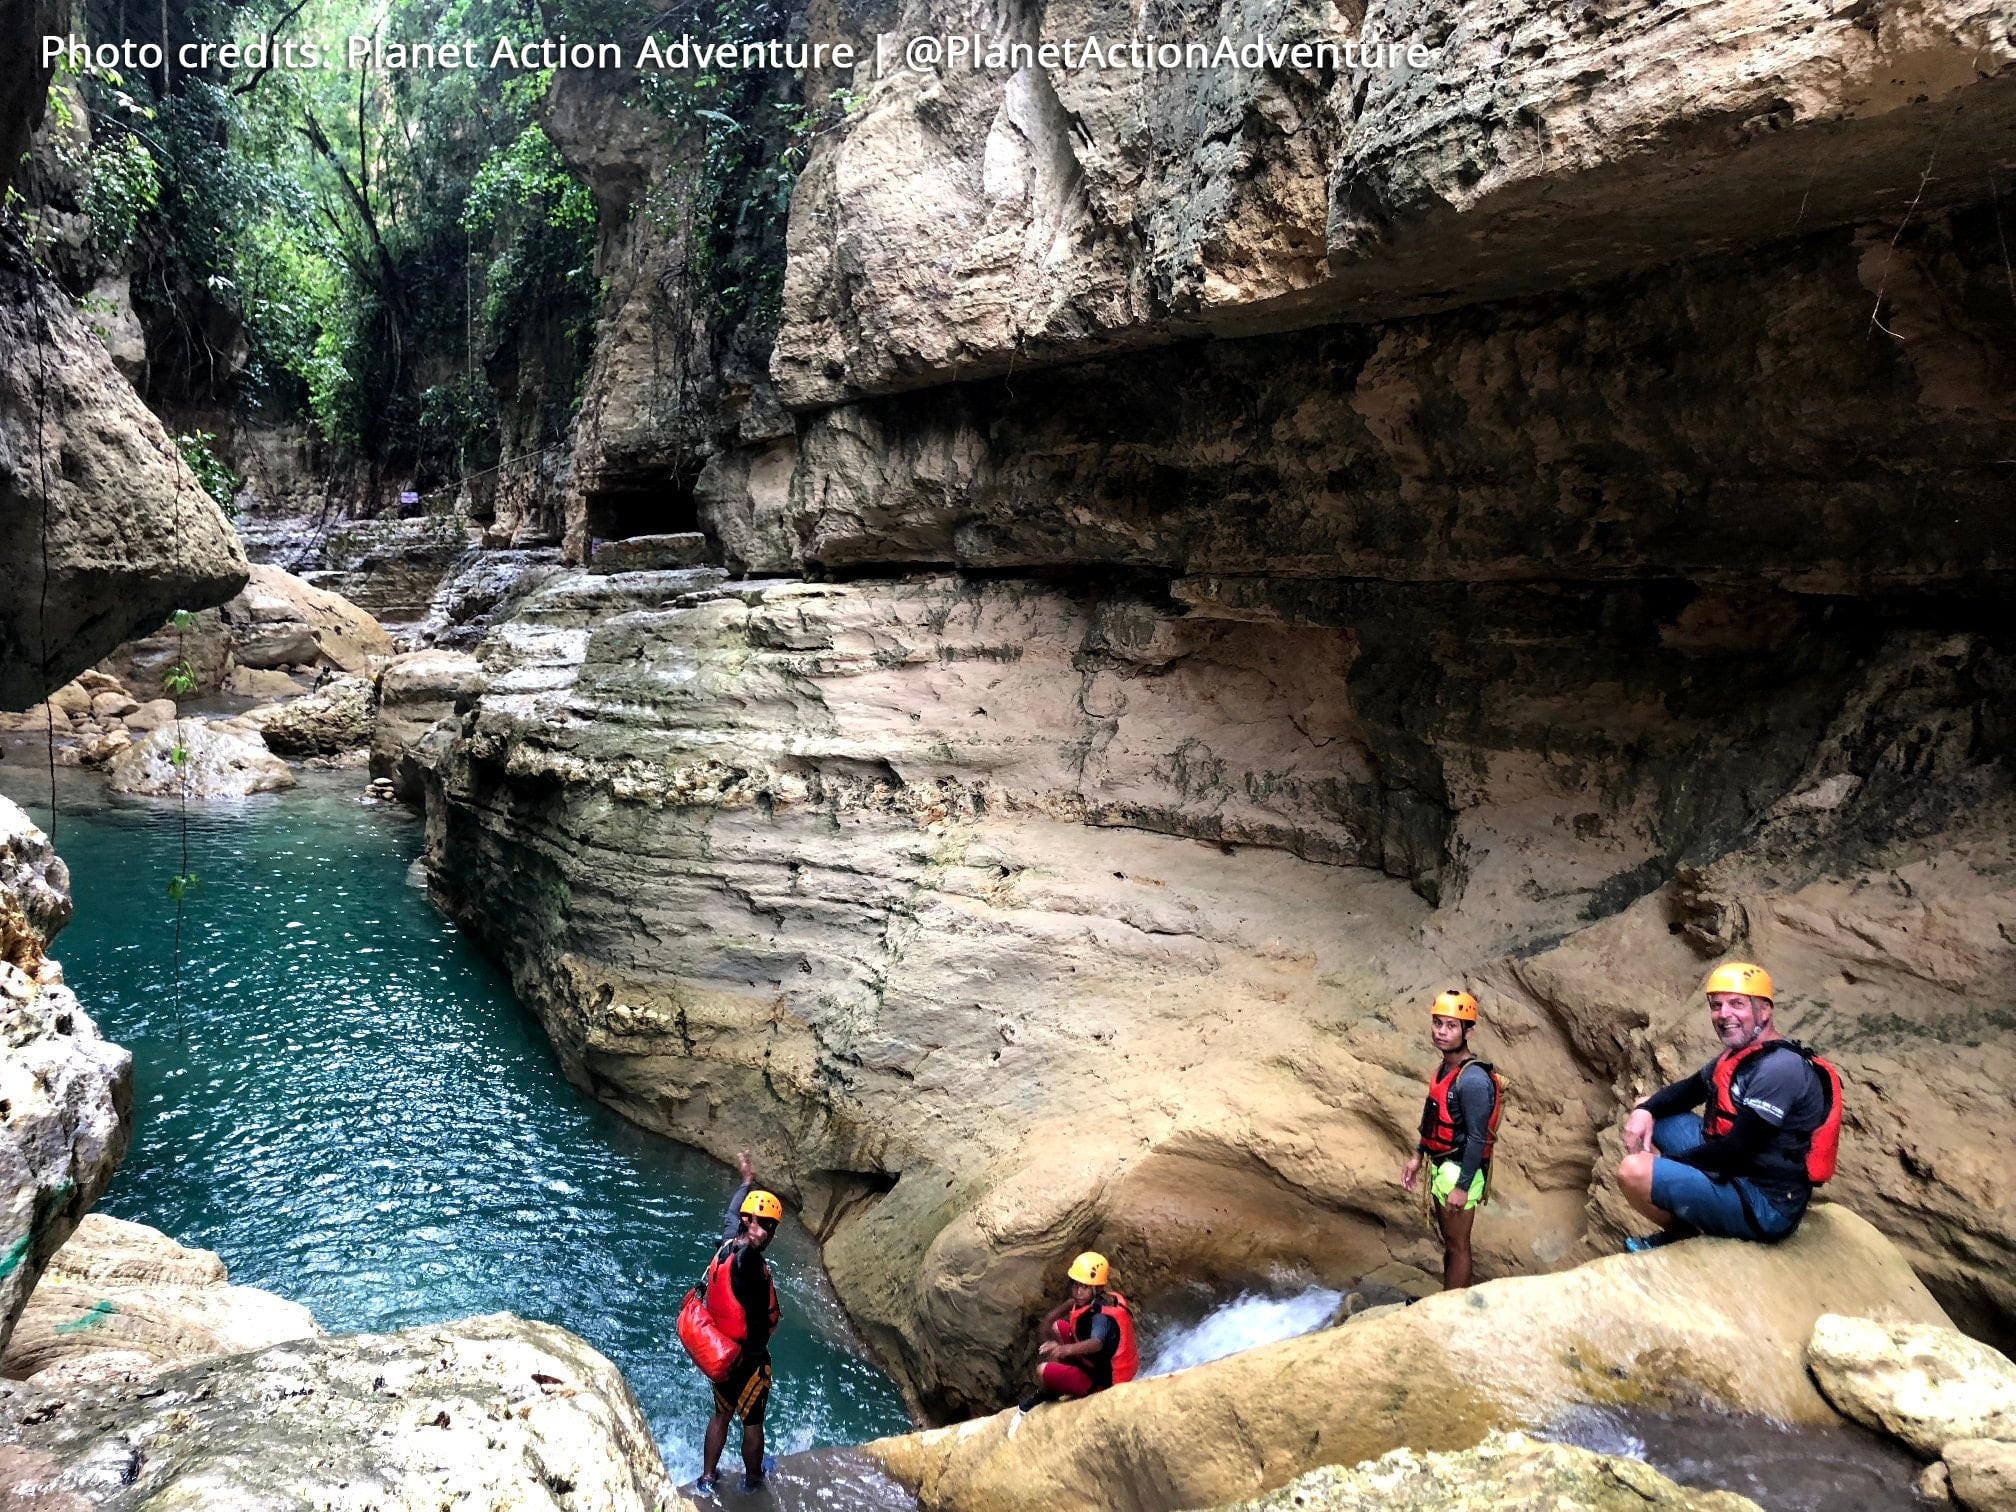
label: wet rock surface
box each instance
[1808,1315,2016,1458]
[865,1209,1944,1511]
[1210,1432,1760,1512]
[0,1312,687,1511]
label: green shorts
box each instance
[1430,1161,1485,1208]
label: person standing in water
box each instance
[1615,962,1842,1250]
[698,1154,783,1496]
[1399,989,1503,1291]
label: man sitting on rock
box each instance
[1400,989,1504,1291]
[1018,1251,1138,1411]
[1616,962,1843,1250]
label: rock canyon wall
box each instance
[403,0,2016,1426]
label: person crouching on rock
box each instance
[1018,1251,1138,1411]
[1400,989,1503,1291]
[698,1164,784,1496]
[1615,962,1843,1252]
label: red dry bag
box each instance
[677,1286,740,1383]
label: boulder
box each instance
[221,563,393,673]
[86,691,137,722]
[45,684,90,718]
[0,221,249,708]
[1,1214,318,1387]
[74,729,129,768]
[371,650,482,800]
[0,1312,686,1511]
[105,722,295,798]
[867,1209,1947,1512]
[1210,1431,1758,1511]
[0,800,133,1358]
[119,699,176,735]
[1947,1440,2016,1512]
[258,675,374,757]
[1808,1315,2016,1457]
[220,665,306,699]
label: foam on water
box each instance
[1142,1286,1343,1377]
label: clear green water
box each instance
[0,764,910,1480]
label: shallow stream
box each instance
[0,764,910,1480]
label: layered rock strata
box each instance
[864,1208,1942,1511]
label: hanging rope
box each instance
[165,429,192,1045]
[35,298,56,848]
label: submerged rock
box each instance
[1210,1431,1758,1511]
[2,1213,319,1386]
[259,675,375,757]
[867,1209,1945,1512]
[105,722,295,798]
[1808,1314,2016,1457]
[0,800,132,1358]
[0,1312,685,1510]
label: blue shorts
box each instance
[1648,1114,1799,1241]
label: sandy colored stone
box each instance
[86,691,136,722]
[1924,1460,1956,1502]
[3,1214,319,1386]
[1808,1315,2016,1457]
[1946,1440,2016,1512]
[867,1209,1942,1512]
[105,721,296,798]
[371,649,483,801]
[221,664,306,698]
[45,684,90,719]
[119,699,175,735]
[0,1313,687,1511]
[74,729,129,768]
[1209,1431,1759,1511]
[221,564,393,674]
[259,675,374,757]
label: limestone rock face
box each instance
[1808,1315,2016,1458]
[372,650,483,802]
[0,800,132,1360]
[774,0,2016,403]
[868,1208,1943,1512]
[105,722,296,798]
[1210,1432,1759,1512]
[223,564,393,675]
[258,675,375,757]
[0,1312,686,1511]
[1947,1440,2016,1512]
[2,1213,320,1386]
[0,223,249,710]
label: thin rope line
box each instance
[35,296,56,846]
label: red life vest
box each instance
[1067,1291,1138,1388]
[702,1240,781,1342]
[1703,1038,1843,1185]
[1419,1056,1503,1163]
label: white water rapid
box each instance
[1142,1287,1343,1378]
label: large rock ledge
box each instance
[0,222,248,709]
[0,1312,687,1511]
[774,0,2016,403]
[866,1208,1944,1512]
[0,798,130,1359]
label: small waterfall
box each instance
[1142,1286,1343,1378]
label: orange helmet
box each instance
[1431,989,1479,1023]
[739,1189,784,1221]
[1703,963,1773,1001]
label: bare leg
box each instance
[1438,1201,1477,1291]
[1617,1152,1674,1226]
[701,1405,732,1483]
[741,1415,765,1483]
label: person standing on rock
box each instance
[1400,989,1503,1291]
[697,1157,784,1496]
[1615,962,1843,1250]
[1017,1251,1138,1411]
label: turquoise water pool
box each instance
[0,763,910,1479]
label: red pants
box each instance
[1039,1319,1094,1397]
